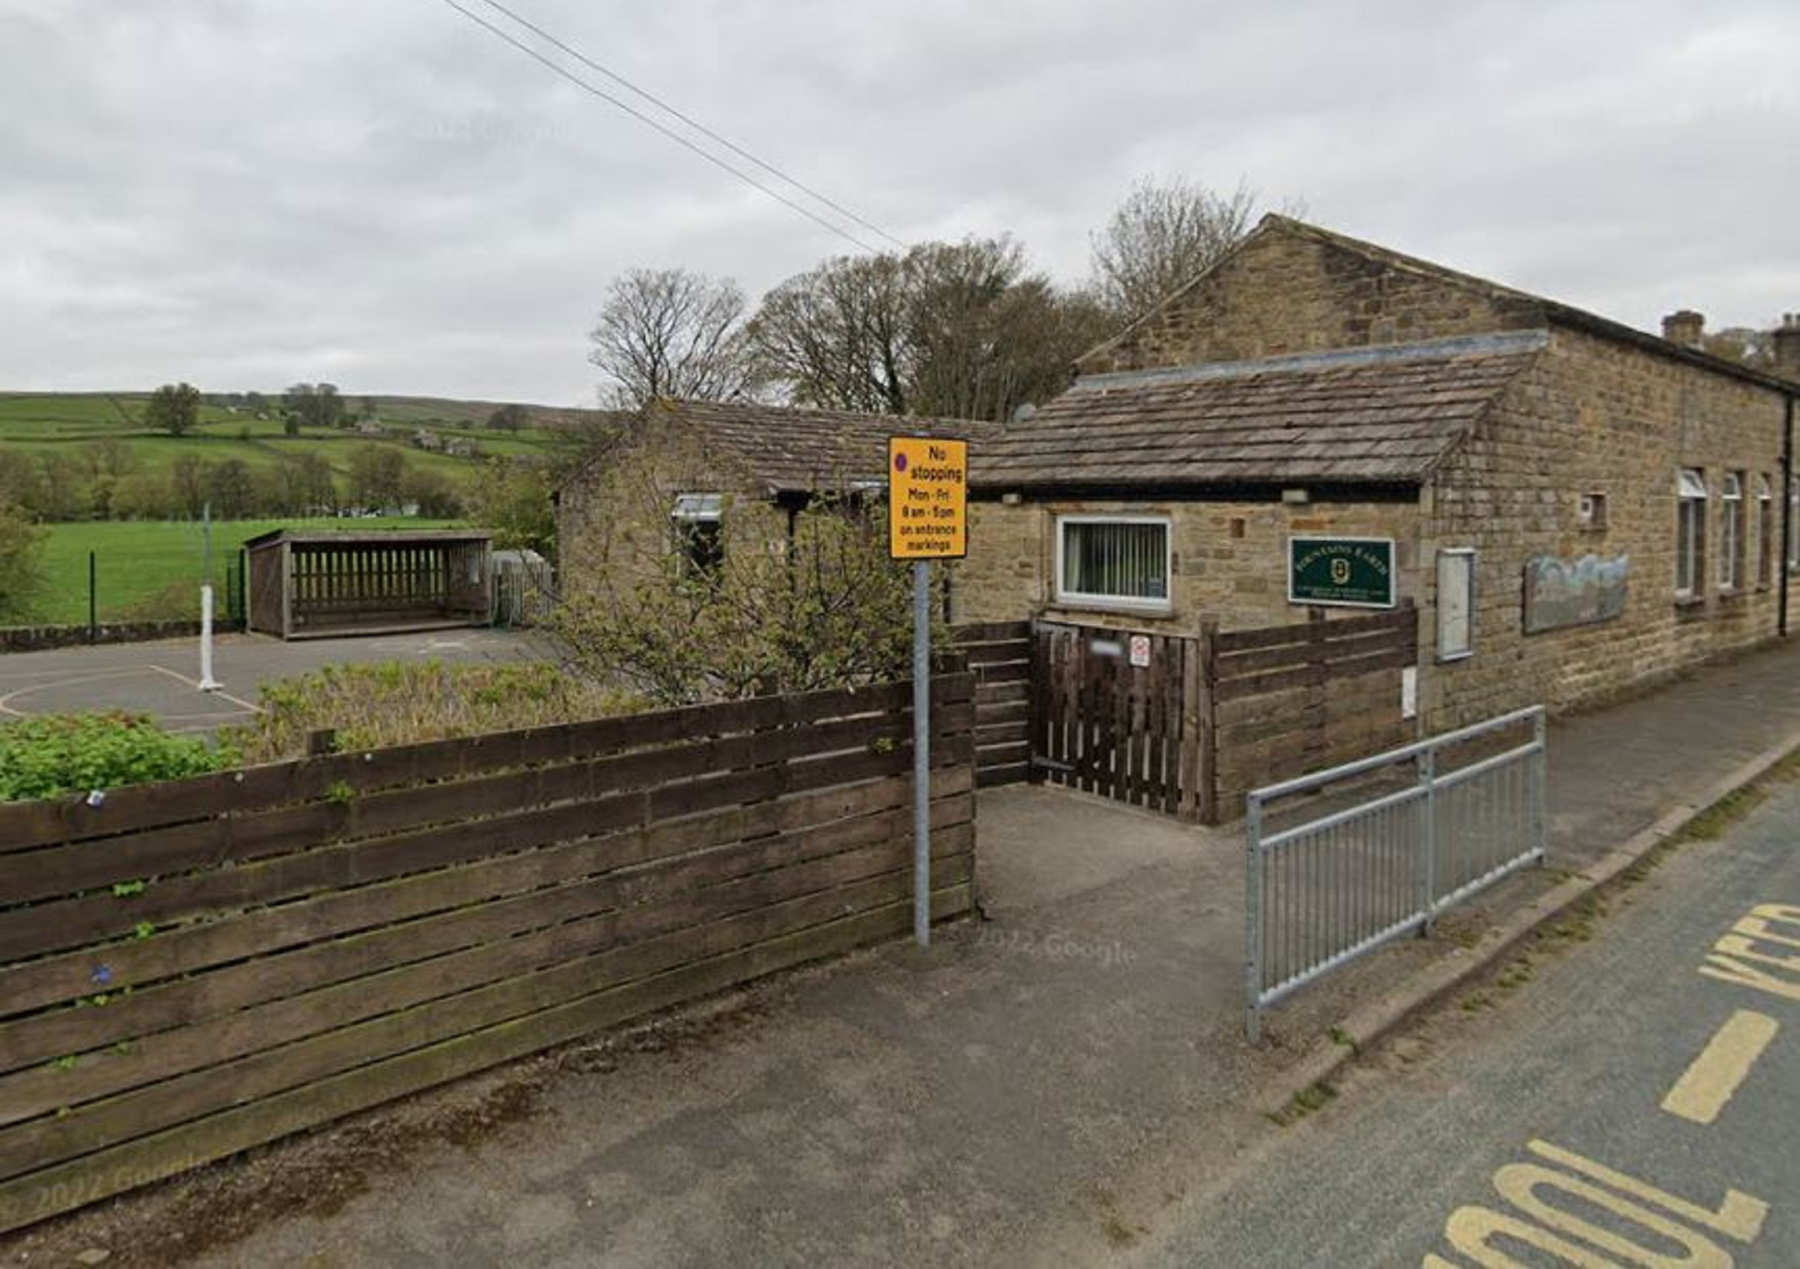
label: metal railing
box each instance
[1245,705,1547,1041]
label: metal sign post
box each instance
[887,436,969,948]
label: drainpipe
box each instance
[1784,395,1795,638]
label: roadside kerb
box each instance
[1258,726,1800,1117]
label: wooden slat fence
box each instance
[1209,604,1418,821]
[1030,621,1203,818]
[0,674,975,1234]
[954,621,1032,788]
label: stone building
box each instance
[556,398,985,590]
[958,216,1800,730]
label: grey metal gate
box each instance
[1244,705,1547,1041]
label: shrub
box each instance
[221,660,638,764]
[0,712,235,803]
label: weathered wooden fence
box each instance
[1021,607,1418,825]
[955,621,1032,788]
[1210,605,1418,820]
[0,675,975,1233]
[1030,620,1204,818]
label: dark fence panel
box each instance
[0,674,976,1233]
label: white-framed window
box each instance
[1789,477,1798,574]
[671,492,724,577]
[1435,548,1475,661]
[1055,515,1172,610]
[1676,469,1706,599]
[1720,471,1743,591]
[1757,474,1774,587]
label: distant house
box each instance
[412,429,444,452]
[444,437,477,458]
[355,417,385,436]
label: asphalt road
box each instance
[1121,777,1800,1268]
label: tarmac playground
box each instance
[0,628,552,732]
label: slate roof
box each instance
[1081,215,1800,396]
[650,399,995,496]
[970,331,1546,491]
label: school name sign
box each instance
[1288,536,1396,608]
[887,437,968,560]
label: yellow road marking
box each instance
[1659,1009,1780,1125]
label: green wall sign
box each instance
[1288,536,1396,609]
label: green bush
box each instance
[0,712,235,803]
[221,660,637,765]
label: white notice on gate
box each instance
[1129,634,1151,668]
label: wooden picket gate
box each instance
[1029,620,1208,820]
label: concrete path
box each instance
[7,639,1800,1267]
[0,628,553,731]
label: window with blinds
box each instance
[1056,516,1171,607]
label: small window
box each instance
[1720,472,1743,591]
[671,492,724,577]
[1676,469,1706,599]
[1757,475,1774,587]
[1577,492,1607,530]
[1056,516,1171,609]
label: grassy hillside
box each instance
[26,517,465,625]
[0,390,600,501]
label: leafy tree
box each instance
[316,383,345,428]
[487,403,530,431]
[144,382,202,436]
[749,236,1109,421]
[467,458,555,557]
[171,454,212,518]
[34,453,86,521]
[206,458,256,519]
[1702,327,1776,371]
[348,444,408,510]
[0,449,42,517]
[283,412,302,436]
[111,471,174,519]
[589,268,759,408]
[1089,178,1262,320]
[401,466,464,517]
[283,383,346,430]
[0,501,45,622]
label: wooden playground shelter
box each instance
[245,528,493,640]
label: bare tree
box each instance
[749,237,1108,421]
[1089,178,1266,321]
[588,268,758,408]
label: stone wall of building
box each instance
[1081,222,1545,375]
[1417,326,1790,730]
[955,495,1422,633]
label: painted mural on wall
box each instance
[1523,553,1630,634]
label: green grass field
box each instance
[27,517,465,625]
[0,391,587,499]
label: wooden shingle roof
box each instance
[652,399,995,495]
[970,332,1545,491]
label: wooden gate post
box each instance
[1186,619,1218,823]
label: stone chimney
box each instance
[1773,314,1800,378]
[1661,310,1705,349]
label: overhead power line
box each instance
[477,0,907,251]
[436,0,890,256]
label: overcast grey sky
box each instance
[2,0,1794,405]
